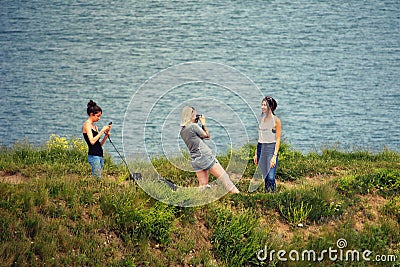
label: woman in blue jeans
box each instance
[253,96,281,192]
[82,100,112,179]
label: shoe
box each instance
[230,187,240,194]
[199,184,211,190]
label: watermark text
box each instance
[257,238,398,263]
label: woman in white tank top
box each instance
[253,96,282,192]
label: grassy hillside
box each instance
[0,135,399,266]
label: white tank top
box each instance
[258,116,276,143]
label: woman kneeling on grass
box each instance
[180,106,239,194]
[82,100,112,179]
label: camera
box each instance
[195,114,203,123]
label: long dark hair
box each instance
[87,100,102,116]
[263,96,277,115]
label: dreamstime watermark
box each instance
[257,238,398,263]
[122,61,266,207]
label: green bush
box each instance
[304,220,400,266]
[276,142,307,181]
[337,169,400,197]
[150,156,195,187]
[210,208,269,266]
[382,196,400,223]
[101,193,176,245]
[302,184,344,223]
[279,201,312,226]
[119,203,175,245]
[0,135,90,177]
[321,148,377,162]
[273,184,344,225]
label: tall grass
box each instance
[0,135,399,266]
[208,207,271,266]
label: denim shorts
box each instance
[190,155,216,172]
[88,155,104,179]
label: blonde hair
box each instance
[181,106,195,127]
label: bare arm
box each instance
[274,117,282,156]
[199,115,210,139]
[270,117,282,168]
[253,146,258,165]
[83,122,111,145]
[100,130,110,146]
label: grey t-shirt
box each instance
[180,123,214,159]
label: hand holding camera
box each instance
[195,114,206,125]
[195,114,209,139]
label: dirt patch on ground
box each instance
[0,171,28,184]
[179,215,214,265]
[352,194,388,232]
[271,173,386,244]
[270,190,390,245]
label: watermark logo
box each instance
[123,61,266,207]
[257,238,398,263]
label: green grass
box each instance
[0,135,399,266]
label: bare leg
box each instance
[195,170,209,186]
[209,162,240,193]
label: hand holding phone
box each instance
[103,122,112,135]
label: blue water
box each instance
[1,0,399,160]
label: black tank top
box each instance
[83,129,103,157]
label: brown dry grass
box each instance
[0,170,27,184]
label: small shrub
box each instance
[210,208,269,266]
[46,134,86,153]
[106,197,176,245]
[0,135,90,177]
[382,196,400,223]
[373,169,400,196]
[150,156,194,187]
[274,184,344,224]
[321,148,376,162]
[303,183,344,223]
[273,142,305,181]
[358,224,390,253]
[336,175,357,196]
[279,201,312,226]
[337,169,400,197]
[229,192,271,210]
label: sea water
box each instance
[1,0,399,160]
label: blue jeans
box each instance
[88,155,104,179]
[257,143,278,192]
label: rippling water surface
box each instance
[1,1,399,158]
